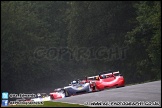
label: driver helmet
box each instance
[101,74,106,78]
[72,80,77,84]
[95,76,99,80]
[37,93,41,97]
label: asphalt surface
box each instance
[52,80,161,107]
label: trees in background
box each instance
[1,1,161,92]
[126,1,161,81]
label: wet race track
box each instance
[52,80,161,107]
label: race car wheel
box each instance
[50,95,54,100]
[90,85,95,91]
[92,84,99,92]
[64,89,70,97]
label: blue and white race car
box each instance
[64,80,92,96]
[50,80,93,100]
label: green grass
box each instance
[9,101,87,107]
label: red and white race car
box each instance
[49,88,68,100]
[84,71,125,91]
[30,93,50,102]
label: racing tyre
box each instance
[64,89,70,97]
[50,95,54,100]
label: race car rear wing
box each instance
[87,75,98,79]
[87,71,120,79]
[104,71,120,76]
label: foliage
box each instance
[1,1,161,93]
